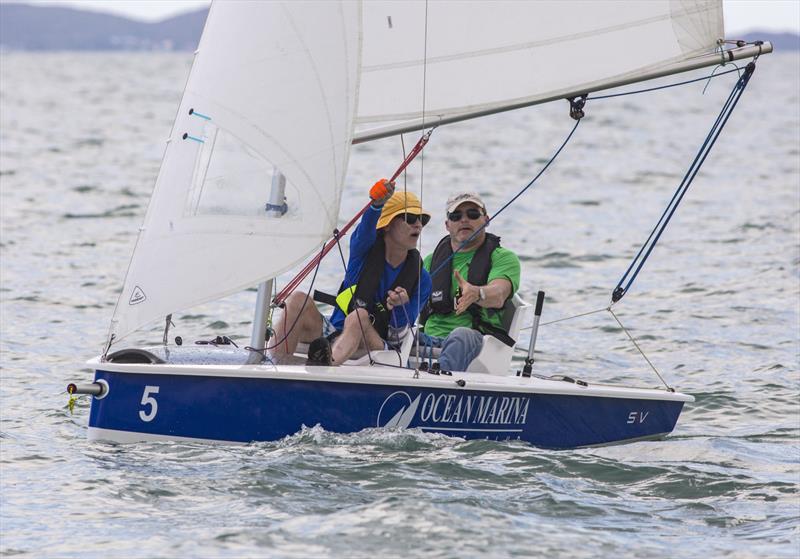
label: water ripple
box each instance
[1,51,798,558]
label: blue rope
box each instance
[590,66,741,100]
[363,58,755,313]
[611,76,742,296]
[428,118,582,281]
[425,63,743,284]
[612,61,757,303]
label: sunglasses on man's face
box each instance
[447,208,484,222]
[398,213,430,226]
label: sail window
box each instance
[185,122,290,219]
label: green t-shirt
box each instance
[422,245,521,338]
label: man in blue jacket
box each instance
[270,181,432,366]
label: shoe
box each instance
[306,336,332,366]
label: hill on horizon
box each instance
[0,3,797,52]
[0,3,208,51]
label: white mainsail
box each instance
[109,0,735,344]
[355,0,724,140]
[108,1,361,342]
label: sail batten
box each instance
[362,8,704,74]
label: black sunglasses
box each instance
[448,208,484,221]
[397,213,430,226]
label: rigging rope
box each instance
[257,50,757,374]
[521,304,671,390]
[535,306,608,328]
[273,128,434,307]
[412,0,431,372]
[425,57,756,284]
[503,58,758,389]
[244,242,328,356]
[611,61,756,303]
[590,65,742,100]
[607,307,672,391]
[428,117,582,281]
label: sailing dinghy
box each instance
[68,1,771,447]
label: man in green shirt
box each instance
[419,192,521,372]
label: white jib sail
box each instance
[355,0,723,139]
[109,0,361,343]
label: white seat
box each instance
[466,293,531,375]
[410,293,532,375]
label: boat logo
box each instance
[377,391,420,429]
[129,286,147,305]
[377,390,531,432]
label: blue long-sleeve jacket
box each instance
[329,205,432,333]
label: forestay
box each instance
[109,1,361,343]
[355,0,723,140]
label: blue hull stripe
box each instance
[89,370,684,449]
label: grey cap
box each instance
[446,191,486,214]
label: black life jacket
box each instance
[324,232,421,339]
[421,233,515,347]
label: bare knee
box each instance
[284,291,311,312]
[343,307,371,329]
[278,291,322,337]
[341,308,383,351]
[282,292,318,320]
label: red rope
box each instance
[273,128,433,307]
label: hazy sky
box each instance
[10,0,800,34]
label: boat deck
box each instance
[88,354,693,403]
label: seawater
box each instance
[1,52,798,558]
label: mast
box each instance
[248,170,287,362]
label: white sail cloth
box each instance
[109,1,361,342]
[356,0,723,138]
[109,0,724,343]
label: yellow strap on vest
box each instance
[335,285,357,313]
